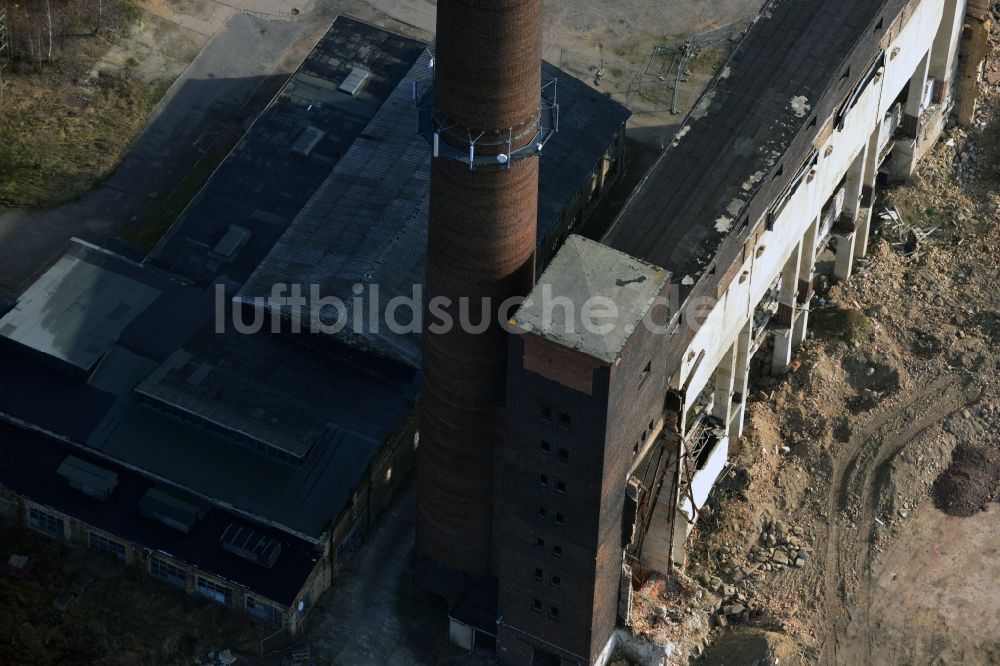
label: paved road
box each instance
[0,11,303,297]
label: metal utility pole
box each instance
[0,8,10,103]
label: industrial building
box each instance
[0,0,977,662]
[0,12,630,644]
[407,0,973,665]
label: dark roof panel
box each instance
[147,17,426,288]
[604,0,893,281]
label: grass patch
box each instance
[811,306,874,343]
[120,149,227,253]
[0,69,164,210]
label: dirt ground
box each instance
[628,19,1000,666]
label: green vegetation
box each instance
[811,306,874,343]
[0,0,159,210]
[120,149,227,253]
[0,71,163,209]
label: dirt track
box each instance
[820,376,983,665]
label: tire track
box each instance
[819,376,980,665]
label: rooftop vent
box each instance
[221,523,282,569]
[338,67,370,96]
[210,225,252,261]
[56,456,118,499]
[140,488,204,534]
[291,126,325,157]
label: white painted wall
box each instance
[671,0,955,409]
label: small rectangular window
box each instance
[538,506,547,518]
[541,407,552,422]
[558,448,569,462]
[534,568,543,581]
[553,545,563,558]
[559,413,571,429]
[555,513,565,526]
[532,599,542,612]
[539,474,549,486]
[535,537,545,550]
[549,607,560,620]
[556,481,566,494]
[551,575,561,588]
[540,441,551,455]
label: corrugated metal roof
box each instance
[238,52,631,368]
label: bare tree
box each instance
[45,0,52,62]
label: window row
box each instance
[149,557,187,589]
[538,441,570,462]
[533,567,561,588]
[531,599,560,620]
[148,557,286,626]
[535,537,562,558]
[538,474,567,494]
[28,507,65,538]
[632,420,658,458]
[537,506,565,526]
[541,406,572,429]
[246,596,285,627]
[89,533,126,561]
[197,576,234,606]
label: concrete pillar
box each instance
[772,242,802,374]
[834,232,857,281]
[729,320,753,439]
[854,208,874,261]
[930,0,966,102]
[842,144,868,225]
[712,344,737,424]
[905,51,932,129]
[855,124,882,260]
[793,216,820,348]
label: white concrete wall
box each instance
[679,436,729,523]
[671,0,954,408]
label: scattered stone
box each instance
[795,558,807,568]
[724,603,746,616]
[772,551,789,566]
